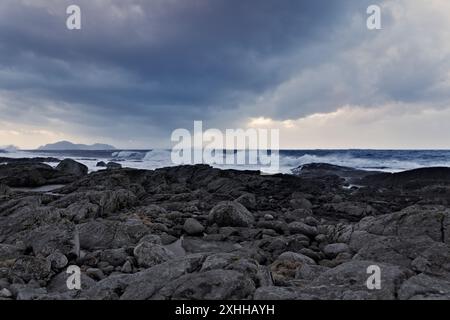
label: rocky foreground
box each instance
[0,159,449,300]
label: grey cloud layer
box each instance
[0,0,448,147]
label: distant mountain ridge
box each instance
[37,141,116,151]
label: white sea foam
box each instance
[3,149,450,174]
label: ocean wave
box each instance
[111,151,147,160]
[278,152,450,173]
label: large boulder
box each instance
[10,256,52,282]
[0,163,69,187]
[133,241,175,268]
[56,159,88,176]
[398,274,450,300]
[270,251,316,284]
[25,222,80,258]
[183,218,205,235]
[156,269,256,300]
[356,205,450,245]
[209,201,254,227]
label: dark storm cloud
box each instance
[0,0,368,134]
[1,0,448,147]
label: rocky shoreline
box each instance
[0,158,449,300]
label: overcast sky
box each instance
[0,0,450,149]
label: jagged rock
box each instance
[398,273,450,300]
[156,270,255,300]
[77,219,148,249]
[356,205,450,245]
[209,201,254,227]
[25,222,79,258]
[86,268,106,281]
[133,241,175,268]
[307,260,413,300]
[10,256,52,282]
[1,162,450,300]
[119,254,207,300]
[56,159,88,176]
[96,161,107,167]
[0,163,74,187]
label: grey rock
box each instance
[0,244,23,261]
[56,159,88,176]
[209,201,254,227]
[47,270,96,294]
[295,264,329,280]
[133,241,175,268]
[288,222,318,237]
[182,237,241,254]
[0,288,12,298]
[139,234,162,245]
[353,235,439,269]
[121,261,133,273]
[235,193,257,210]
[308,260,413,300]
[82,274,131,300]
[323,243,351,258]
[120,254,207,300]
[289,198,312,210]
[271,251,316,284]
[398,273,450,300]
[16,287,48,300]
[100,248,129,267]
[324,202,376,219]
[10,256,52,282]
[46,251,68,270]
[86,268,106,280]
[0,184,11,196]
[26,222,79,258]
[157,270,255,300]
[356,205,450,245]
[183,218,205,235]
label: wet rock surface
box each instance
[0,160,449,300]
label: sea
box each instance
[2,149,450,175]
